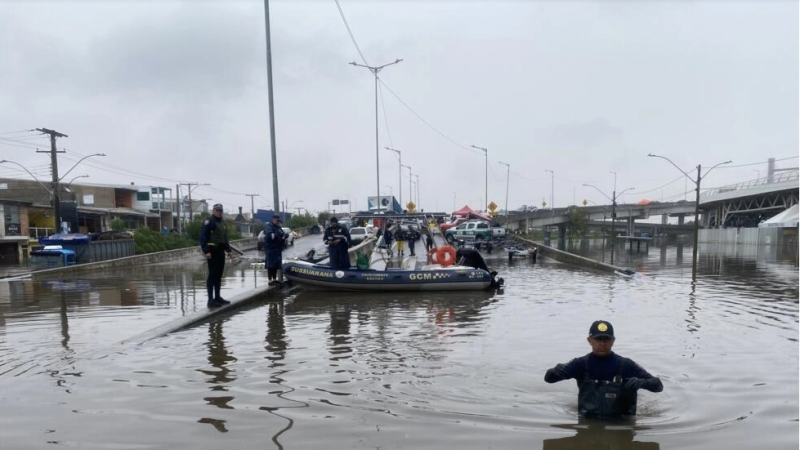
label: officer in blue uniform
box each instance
[200,204,233,308]
[264,214,286,285]
[323,217,351,270]
[544,320,663,419]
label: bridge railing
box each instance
[701,170,798,198]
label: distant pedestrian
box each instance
[395,226,406,257]
[406,226,420,256]
[424,233,434,252]
[324,217,351,270]
[199,204,233,308]
[264,215,286,285]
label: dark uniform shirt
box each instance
[264,222,285,251]
[200,216,230,253]
[545,352,662,418]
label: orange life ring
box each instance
[428,247,439,264]
[436,245,457,267]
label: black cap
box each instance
[589,320,615,339]
[213,203,223,210]
[272,214,280,220]
[330,217,338,223]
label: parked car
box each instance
[349,226,370,245]
[258,228,296,250]
[444,220,495,243]
[282,227,297,246]
[439,216,468,233]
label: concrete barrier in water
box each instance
[29,237,258,279]
[512,236,633,275]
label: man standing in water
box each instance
[544,320,663,418]
[200,204,233,308]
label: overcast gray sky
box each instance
[0,0,797,216]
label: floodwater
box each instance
[0,237,797,449]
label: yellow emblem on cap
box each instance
[597,323,608,332]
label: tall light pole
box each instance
[413,174,420,210]
[648,153,731,281]
[350,58,403,212]
[401,164,412,207]
[471,145,488,211]
[263,0,281,215]
[55,152,105,230]
[385,147,402,206]
[583,183,634,266]
[453,191,457,211]
[545,169,554,217]
[499,161,510,215]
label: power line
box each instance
[716,155,799,169]
[0,129,36,135]
[334,0,369,66]
[378,79,482,157]
[377,82,394,149]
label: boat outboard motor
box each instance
[456,247,504,288]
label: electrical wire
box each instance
[715,155,798,169]
[378,81,394,149]
[334,0,369,66]
[378,79,482,157]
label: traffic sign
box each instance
[406,201,416,212]
[488,201,498,211]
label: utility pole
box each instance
[245,193,259,221]
[35,128,67,231]
[499,161,510,215]
[471,145,488,211]
[179,182,208,222]
[175,184,182,234]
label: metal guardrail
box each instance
[702,170,798,198]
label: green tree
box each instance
[317,211,331,225]
[134,227,195,254]
[288,212,317,229]
[566,207,590,241]
[110,218,126,232]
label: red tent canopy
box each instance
[452,205,492,221]
[637,199,652,206]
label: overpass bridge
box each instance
[497,170,798,234]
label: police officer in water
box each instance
[544,320,663,419]
[200,203,233,308]
[323,217,351,270]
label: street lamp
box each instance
[583,183,634,266]
[385,147,402,206]
[350,58,403,212]
[0,159,53,195]
[648,153,731,281]
[499,161,510,216]
[471,145,488,211]
[413,174,419,210]
[64,174,89,190]
[545,169,554,217]
[401,164,412,208]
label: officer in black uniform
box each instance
[200,204,233,308]
[263,214,286,285]
[544,320,663,419]
[406,226,420,256]
[323,217,351,270]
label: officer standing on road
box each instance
[406,226,420,256]
[544,320,663,419]
[264,214,286,285]
[200,204,233,308]
[324,217,351,270]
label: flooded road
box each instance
[0,237,797,449]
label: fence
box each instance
[699,227,793,246]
